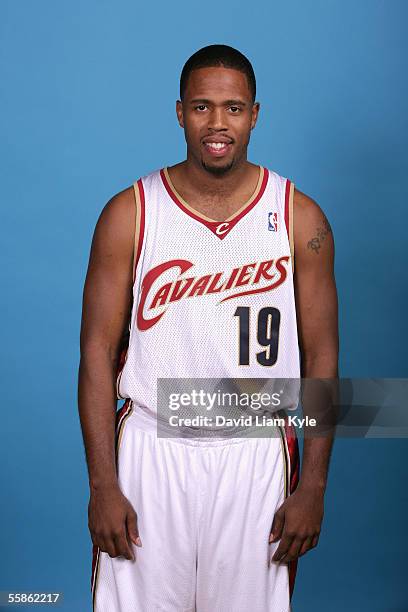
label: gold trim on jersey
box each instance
[132,181,143,283]
[162,165,265,223]
[279,421,290,498]
[289,182,295,274]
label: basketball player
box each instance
[78,44,338,611]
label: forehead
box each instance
[184,66,252,101]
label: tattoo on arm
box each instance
[307,217,332,254]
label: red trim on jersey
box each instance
[115,398,133,431]
[115,332,129,399]
[115,179,146,399]
[284,416,300,601]
[160,166,269,240]
[284,178,291,239]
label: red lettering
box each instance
[150,283,172,309]
[235,263,256,288]
[188,275,212,297]
[169,277,195,302]
[221,256,289,302]
[224,267,240,290]
[137,256,290,329]
[137,260,193,331]
[253,260,275,283]
[206,272,225,294]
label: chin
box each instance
[201,159,234,175]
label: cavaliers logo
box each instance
[214,222,230,236]
[136,256,290,330]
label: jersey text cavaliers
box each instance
[137,256,290,330]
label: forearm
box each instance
[78,345,119,492]
[298,437,333,494]
[298,355,338,493]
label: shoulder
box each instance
[294,187,333,242]
[293,187,334,262]
[293,188,329,226]
[93,167,160,238]
[90,185,137,258]
[99,185,135,222]
[97,181,140,230]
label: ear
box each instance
[251,102,260,130]
[176,100,184,128]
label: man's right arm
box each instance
[78,186,141,560]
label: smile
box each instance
[203,142,232,156]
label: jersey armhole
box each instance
[132,178,146,283]
[284,179,295,275]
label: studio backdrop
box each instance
[1,1,407,610]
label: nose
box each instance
[207,107,227,130]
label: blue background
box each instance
[1,0,407,610]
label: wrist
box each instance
[89,478,119,493]
[297,478,327,495]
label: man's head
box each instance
[177,45,260,175]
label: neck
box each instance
[179,153,255,199]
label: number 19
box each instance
[234,306,280,366]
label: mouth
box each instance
[202,141,233,157]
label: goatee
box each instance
[201,160,234,176]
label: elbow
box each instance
[79,337,120,367]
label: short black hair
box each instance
[180,44,256,103]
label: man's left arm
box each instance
[271,187,339,563]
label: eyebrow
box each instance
[189,98,248,107]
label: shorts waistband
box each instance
[124,402,284,446]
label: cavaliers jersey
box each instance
[116,164,300,418]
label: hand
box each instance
[88,483,141,561]
[269,485,324,563]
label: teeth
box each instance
[206,142,228,149]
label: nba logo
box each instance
[268,212,278,232]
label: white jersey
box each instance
[116,164,300,418]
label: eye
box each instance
[195,105,207,111]
[229,106,241,113]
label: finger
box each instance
[272,533,294,562]
[282,536,307,562]
[127,512,142,547]
[311,534,319,549]
[269,509,284,543]
[298,536,313,557]
[101,536,119,559]
[112,532,134,561]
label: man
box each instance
[78,44,338,611]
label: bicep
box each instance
[293,191,339,372]
[80,188,135,358]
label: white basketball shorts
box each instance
[91,399,299,612]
